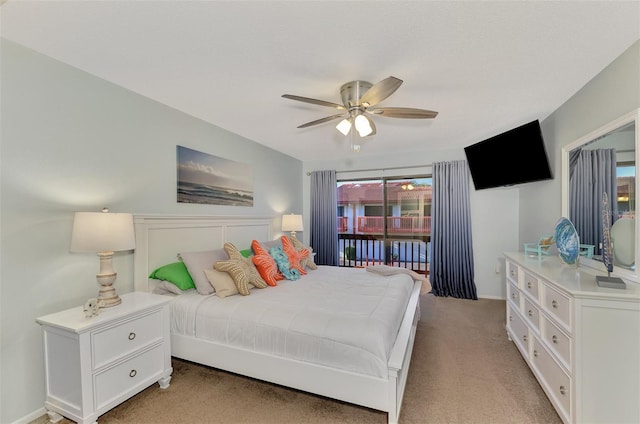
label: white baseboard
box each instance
[12,407,45,424]
[478,295,506,300]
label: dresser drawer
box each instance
[94,344,165,411]
[523,297,540,333]
[93,310,163,369]
[541,315,571,370]
[507,282,521,309]
[542,283,572,331]
[507,261,519,282]
[507,304,530,357]
[531,338,571,422]
[522,272,539,300]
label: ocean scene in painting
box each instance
[177,146,253,206]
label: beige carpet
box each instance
[32,294,561,424]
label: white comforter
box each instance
[170,265,415,378]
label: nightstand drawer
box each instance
[93,310,163,369]
[94,344,165,411]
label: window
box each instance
[617,163,635,218]
[337,176,432,273]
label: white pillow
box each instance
[178,249,229,295]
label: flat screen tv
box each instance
[464,120,553,190]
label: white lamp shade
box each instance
[355,114,373,137]
[336,118,352,136]
[70,212,135,253]
[281,214,304,232]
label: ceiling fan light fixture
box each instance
[336,118,352,136]
[355,114,373,137]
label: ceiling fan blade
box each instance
[282,94,345,110]
[368,107,438,119]
[358,76,403,107]
[297,114,347,129]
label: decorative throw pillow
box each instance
[269,245,300,281]
[204,268,240,298]
[281,235,308,275]
[251,240,283,286]
[179,249,230,295]
[290,237,318,270]
[149,262,196,291]
[214,242,268,295]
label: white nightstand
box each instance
[36,292,173,424]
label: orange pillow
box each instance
[251,240,283,286]
[281,236,308,275]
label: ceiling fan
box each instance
[282,76,438,139]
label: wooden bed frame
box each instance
[133,215,422,424]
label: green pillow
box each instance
[240,249,252,258]
[149,262,195,291]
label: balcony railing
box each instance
[338,234,430,274]
[338,215,431,234]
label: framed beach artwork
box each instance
[177,145,254,206]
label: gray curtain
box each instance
[569,148,617,256]
[430,160,477,300]
[310,170,338,266]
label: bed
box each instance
[133,215,422,424]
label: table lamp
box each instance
[282,214,303,239]
[70,208,135,307]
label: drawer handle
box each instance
[527,310,533,317]
[559,385,566,396]
[552,335,558,344]
[129,369,137,378]
[551,300,558,308]
[523,335,528,342]
[128,332,136,341]
[533,350,538,357]
[527,282,532,289]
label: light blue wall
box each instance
[0,39,302,423]
[521,40,640,245]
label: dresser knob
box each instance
[551,300,558,308]
[128,332,136,341]
[509,315,513,321]
[533,350,538,357]
[552,335,558,344]
[523,335,528,342]
[527,282,532,289]
[559,385,566,395]
[512,293,516,299]
[528,310,533,317]
[129,369,137,378]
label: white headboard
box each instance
[133,215,274,292]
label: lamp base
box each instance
[98,284,121,307]
[96,252,121,307]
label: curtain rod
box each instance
[306,164,431,176]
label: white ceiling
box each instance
[2,1,639,162]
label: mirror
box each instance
[562,109,639,282]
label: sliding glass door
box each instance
[337,176,432,274]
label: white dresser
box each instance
[36,292,172,424]
[505,252,640,424]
